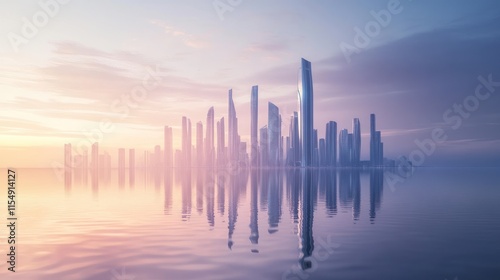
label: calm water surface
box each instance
[1,167,500,280]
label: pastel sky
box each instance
[1,0,500,167]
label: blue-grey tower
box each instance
[298,58,314,167]
[326,121,337,167]
[352,118,361,166]
[370,114,376,166]
[251,86,259,167]
[268,102,280,167]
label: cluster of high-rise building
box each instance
[64,58,388,171]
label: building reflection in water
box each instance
[64,166,386,270]
[299,169,315,270]
[249,170,259,251]
[370,169,384,223]
[267,170,283,234]
[164,169,173,215]
[205,170,215,227]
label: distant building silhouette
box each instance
[205,107,215,167]
[268,102,281,167]
[250,86,259,167]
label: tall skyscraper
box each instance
[370,114,384,167]
[348,133,353,166]
[313,129,319,167]
[352,118,361,166]
[228,89,239,165]
[339,129,349,166]
[298,58,314,167]
[187,119,192,167]
[319,139,326,166]
[268,102,280,167]
[182,117,192,168]
[206,107,215,167]
[260,126,269,167]
[250,86,259,167]
[217,117,225,167]
[375,131,381,166]
[118,148,125,185]
[196,121,204,167]
[291,112,300,166]
[326,121,337,167]
[370,113,376,166]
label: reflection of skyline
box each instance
[64,166,385,271]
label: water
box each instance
[1,167,500,280]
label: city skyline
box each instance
[62,58,391,170]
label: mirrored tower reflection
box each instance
[370,169,384,222]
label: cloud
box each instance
[149,19,210,49]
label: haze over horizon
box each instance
[1,0,500,167]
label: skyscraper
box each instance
[118,148,125,185]
[291,112,300,166]
[217,117,225,167]
[298,58,314,167]
[228,89,239,165]
[187,119,192,167]
[370,113,376,166]
[370,114,384,167]
[319,138,326,166]
[182,117,192,168]
[326,121,337,167]
[348,133,353,166]
[375,131,381,167]
[206,107,215,167]
[339,129,349,166]
[250,86,259,167]
[260,126,269,167]
[352,118,361,166]
[313,129,318,167]
[268,102,280,167]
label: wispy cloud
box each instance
[149,19,210,49]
